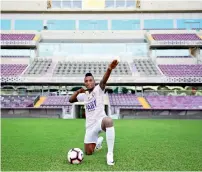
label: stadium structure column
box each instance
[42,86,44,95]
[148,45,152,57]
[34,46,39,57]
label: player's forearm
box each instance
[100,67,112,89]
[69,90,80,103]
[102,67,112,84]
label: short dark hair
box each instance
[85,72,94,78]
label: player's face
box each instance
[84,76,95,90]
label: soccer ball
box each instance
[67,148,84,164]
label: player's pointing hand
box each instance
[109,60,119,70]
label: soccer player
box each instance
[69,60,119,165]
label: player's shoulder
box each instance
[94,84,101,91]
[77,92,86,102]
[93,84,104,93]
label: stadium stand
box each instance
[53,61,132,76]
[159,64,202,77]
[24,59,52,76]
[1,95,39,108]
[0,56,30,58]
[108,94,143,114]
[145,96,202,109]
[34,96,46,107]
[109,94,202,117]
[1,33,35,40]
[133,59,161,76]
[1,12,202,119]
[151,33,201,41]
[1,64,27,76]
[41,96,70,106]
[109,94,142,106]
[41,96,72,113]
[2,94,202,110]
[146,32,202,47]
[1,33,40,47]
[157,56,192,58]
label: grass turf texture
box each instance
[1,119,202,171]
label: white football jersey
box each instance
[77,84,106,129]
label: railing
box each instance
[143,90,202,96]
[150,40,202,46]
[1,75,202,84]
[1,40,37,46]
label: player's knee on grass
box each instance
[85,150,93,155]
[85,143,96,155]
[102,117,113,131]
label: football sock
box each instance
[95,136,103,149]
[106,127,115,153]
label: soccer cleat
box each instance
[95,136,104,151]
[107,152,115,165]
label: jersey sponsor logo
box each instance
[87,92,96,101]
[86,99,96,112]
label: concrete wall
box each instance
[140,0,202,11]
[1,13,202,31]
[41,30,145,40]
[2,12,202,21]
[1,58,30,64]
[1,0,47,11]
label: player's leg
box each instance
[84,137,103,154]
[95,136,104,151]
[101,117,115,165]
[84,128,101,155]
[84,143,96,155]
[84,121,104,155]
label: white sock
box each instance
[96,136,103,148]
[106,127,115,153]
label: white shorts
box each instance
[84,118,105,144]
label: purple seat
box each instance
[1,64,27,76]
[1,95,37,108]
[1,34,35,41]
[152,34,201,41]
[158,64,202,77]
[145,96,202,110]
[108,94,143,111]
[1,56,30,58]
[41,96,70,106]
[157,56,192,58]
[41,96,72,111]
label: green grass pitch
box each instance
[1,119,202,171]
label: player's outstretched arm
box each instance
[69,88,85,103]
[99,60,119,90]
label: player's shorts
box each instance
[84,117,105,144]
